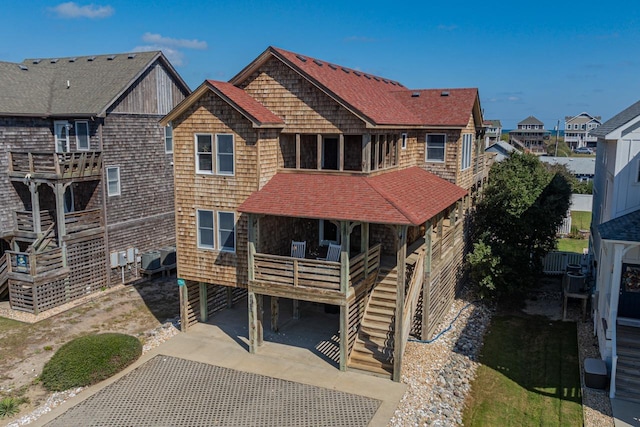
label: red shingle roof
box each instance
[391,88,479,127]
[207,80,284,126]
[237,167,467,225]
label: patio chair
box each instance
[318,242,341,262]
[290,240,306,258]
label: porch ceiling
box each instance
[598,210,640,243]
[238,166,467,225]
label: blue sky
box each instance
[3,0,639,129]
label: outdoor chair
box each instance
[318,242,341,262]
[290,240,306,258]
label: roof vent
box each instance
[50,59,58,64]
[411,92,420,97]
[364,74,371,79]
[69,57,76,62]
[107,55,116,60]
[390,81,397,86]
[88,56,96,61]
[18,64,28,71]
[382,79,389,84]
[127,53,136,59]
[373,76,380,82]
[353,71,362,76]
[295,54,307,62]
[328,63,337,70]
[441,91,450,96]
[341,67,350,74]
[313,59,323,66]
[32,59,41,64]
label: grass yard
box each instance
[557,238,588,253]
[463,315,583,426]
[571,211,591,231]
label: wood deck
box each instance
[8,151,102,181]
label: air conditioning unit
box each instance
[160,246,176,266]
[141,251,161,271]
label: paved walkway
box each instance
[35,303,406,426]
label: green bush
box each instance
[41,333,142,392]
[0,397,21,419]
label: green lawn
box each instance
[557,238,588,253]
[463,315,583,426]
[571,211,591,231]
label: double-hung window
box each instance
[426,134,446,162]
[461,133,473,170]
[195,133,235,175]
[197,209,236,252]
[106,166,120,196]
[165,124,173,154]
[75,121,90,150]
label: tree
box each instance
[468,153,571,298]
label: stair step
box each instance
[365,311,394,323]
[368,298,396,309]
[367,305,395,316]
[358,326,392,341]
[616,371,640,386]
[614,389,640,405]
[348,359,392,376]
[361,318,394,331]
[356,333,392,348]
[350,347,393,367]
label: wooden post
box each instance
[295,134,301,169]
[292,299,300,320]
[226,287,233,308]
[361,222,369,279]
[271,296,279,332]
[382,134,388,169]
[339,220,352,371]
[249,291,258,353]
[247,214,257,282]
[179,281,189,332]
[199,282,208,322]
[422,221,433,340]
[29,182,41,235]
[437,214,443,259]
[53,183,67,247]
[393,224,408,382]
[257,294,264,346]
[340,303,348,371]
[339,134,344,171]
[317,134,322,170]
[362,134,371,172]
[373,135,379,171]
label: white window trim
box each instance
[106,166,121,197]
[425,133,446,163]
[196,209,215,249]
[165,123,173,154]
[217,211,236,252]
[461,133,473,170]
[401,133,407,150]
[54,120,70,153]
[75,120,90,151]
[216,134,235,176]
[195,133,214,174]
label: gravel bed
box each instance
[6,318,180,427]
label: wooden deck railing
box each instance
[348,244,382,285]
[7,247,64,277]
[9,151,102,179]
[65,209,103,236]
[15,210,54,234]
[0,253,8,287]
[401,250,425,353]
[253,254,341,290]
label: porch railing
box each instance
[349,244,382,285]
[401,249,425,353]
[7,247,64,277]
[15,210,54,234]
[253,254,341,290]
[9,151,102,179]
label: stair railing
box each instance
[610,312,618,399]
[401,250,425,350]
[27,222,56,254]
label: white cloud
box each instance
[50,2,114,19]
[508,96,520,101]
[133,45,184,66]
[142,33,207,50]
[437,24,458,31]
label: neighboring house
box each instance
[485,140,520,162]
[539,156,596,182]
[565,112,602,150]
[483,119,502,147]
[162,46,491,381]
[589,99,640,402]
[509,116,550,154]
[0,52,190,314]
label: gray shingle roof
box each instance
[518,115,544,126]
[598,209,640,243]
[591,99,640,138]
[539,156,596,176]
[485,141,520,162]
[0,51,186,117]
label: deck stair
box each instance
[27,223,58,254]
[348,264,398,376]
[0,253,8,299]
[615,324,640,403]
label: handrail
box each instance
[402,250,425,347]
[0,253,8,285]
[9,151,102,178]
[610,312,618,399]
[253,253,341,291]
[28,222,56,254]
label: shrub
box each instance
[41,333,142,392]
[0,397,26,419]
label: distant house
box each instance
[483,119,502,148]
[539,156,595,182]
[485,140,520,162]
[0,52,190,314]
[565,112,602,150]
[161,46,492,381]
[589,99,640,402]
[509,116,550,155]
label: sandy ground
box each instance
[0,275,180,423]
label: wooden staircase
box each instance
[348,264,397,376]
[0,253,8,299]
[615,325,640,403]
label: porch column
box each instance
[247,213,263,353]
[199,282,208,322]
[339,221,352,371]
[362,134,371,172]
[393,224,408,382]
[339,134,344,171]
[421,220,433,340]
[53,182,67,246]
[361,222,370,278]
[609,243,625,335]
[317,134,322,170]
[29,182,42,235]
[295,134,301,169]
[249,291,260,353]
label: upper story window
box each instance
[196,209,236,252]
[106,166,121,196]
[197,209,215,249]
[426,134,446,162]
[461,134,473,170]
[195,133,235,175]
[218,211,236,252]
[165,124,173,154]
[75,121,90,150]
[401,133,407,150]
[54,121,70,153]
